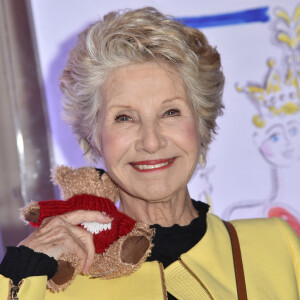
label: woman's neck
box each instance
[118,189,199,227]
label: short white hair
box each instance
[60,7,224,163]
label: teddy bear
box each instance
[21,166,155,292]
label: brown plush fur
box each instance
[21,166,154,292]
[51,166,119,203]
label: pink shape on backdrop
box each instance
[268,207,300,238]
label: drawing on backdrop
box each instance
[223,4,300,236]
[193,164,214,212]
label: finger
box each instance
[60,210,113,225]
[63,233,88,272]
[38,220,95,271]
[42,226,89,272]
[19,225,87,264]
[67,225,95,273]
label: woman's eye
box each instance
[115,115,132,122]
[164,109,180,117]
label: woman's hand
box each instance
[19,210,112,273]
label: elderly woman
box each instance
[0,7,299,300]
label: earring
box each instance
[200,154,206,168]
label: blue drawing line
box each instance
[176,7,270,28]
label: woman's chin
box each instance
[119,183,187,205]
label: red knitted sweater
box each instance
[28,194,136,253]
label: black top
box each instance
[0,200,209,299]
[147,200,209,267]
[0,245,58,285]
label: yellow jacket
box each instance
[1,214,299,299]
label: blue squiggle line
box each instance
[176,7,269,28]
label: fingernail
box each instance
[83,264,89,274]
[99,215,113,222]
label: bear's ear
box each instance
[51,166,74,200]
[51,166,72,187]
[99,172,119,203]
[20,202,40,223]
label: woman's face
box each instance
[98,63,200,202]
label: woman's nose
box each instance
[135,121,167,153]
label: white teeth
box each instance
[81,221,112,234]
[134,160,172,170]
[102,223,112,230]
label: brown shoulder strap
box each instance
[223,221,248,300]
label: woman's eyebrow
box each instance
[162,97,185,104]
[107,97,185,110]
[107,104,133,110]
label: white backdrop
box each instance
[29,0,300,235]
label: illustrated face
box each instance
[256,115,300,167]
[98,63,200,203]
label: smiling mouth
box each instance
[130,158,175,172]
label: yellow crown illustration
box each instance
[236,5,300,128]
[236,59,300,128]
